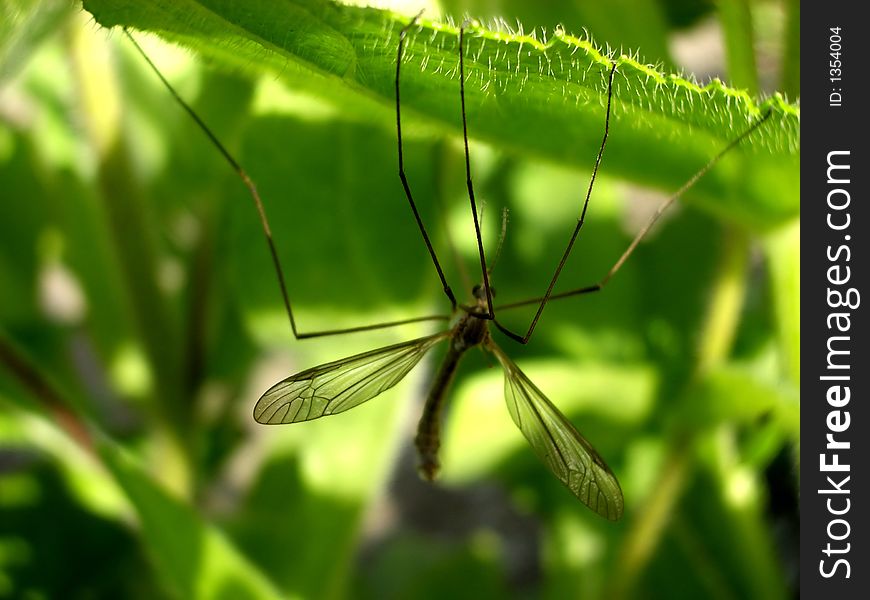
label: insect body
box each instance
[254,284,625,520]
[126,11,770,523]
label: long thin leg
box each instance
[433,142,474,295]
[494,110,774,315]
[125,30,449,340]
[493,62,618,343]
[457,22,495,319]
[397,12,457,310]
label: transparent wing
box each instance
[489,344,624,520]
[254,332,449,424]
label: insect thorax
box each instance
[451,302,491,353]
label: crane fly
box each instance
[125,12,771,521]
[254,282,625,520]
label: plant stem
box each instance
[610,227,751,599]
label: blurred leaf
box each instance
[98,440,285,600]
[645,456,787,600]
[226,341,419,598]
[718,0,759,94]
[0,2,799,598]
[780,0,800,97]
[658,0,717,29]
[542,507,616,599]
[0,0,75,82]
[0,462,164,599]
[764,219,800,386]
[681,363,799,434]
[228,454,360,599]
[353,533,507,600]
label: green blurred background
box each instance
[1,0,798,598]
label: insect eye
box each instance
[471,284,497,300]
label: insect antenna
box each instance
[487,207,510,278]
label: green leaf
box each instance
[680,363,799,436]
[98,439,286,600]
[0,0,75,82]
[1,4,798,598]
[718,0,760,94]
[764,219,800,386]
[82,0,799,230]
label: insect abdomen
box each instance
[415,345,464,480]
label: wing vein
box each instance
[488,342,624,520]
[254,332,449,425]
